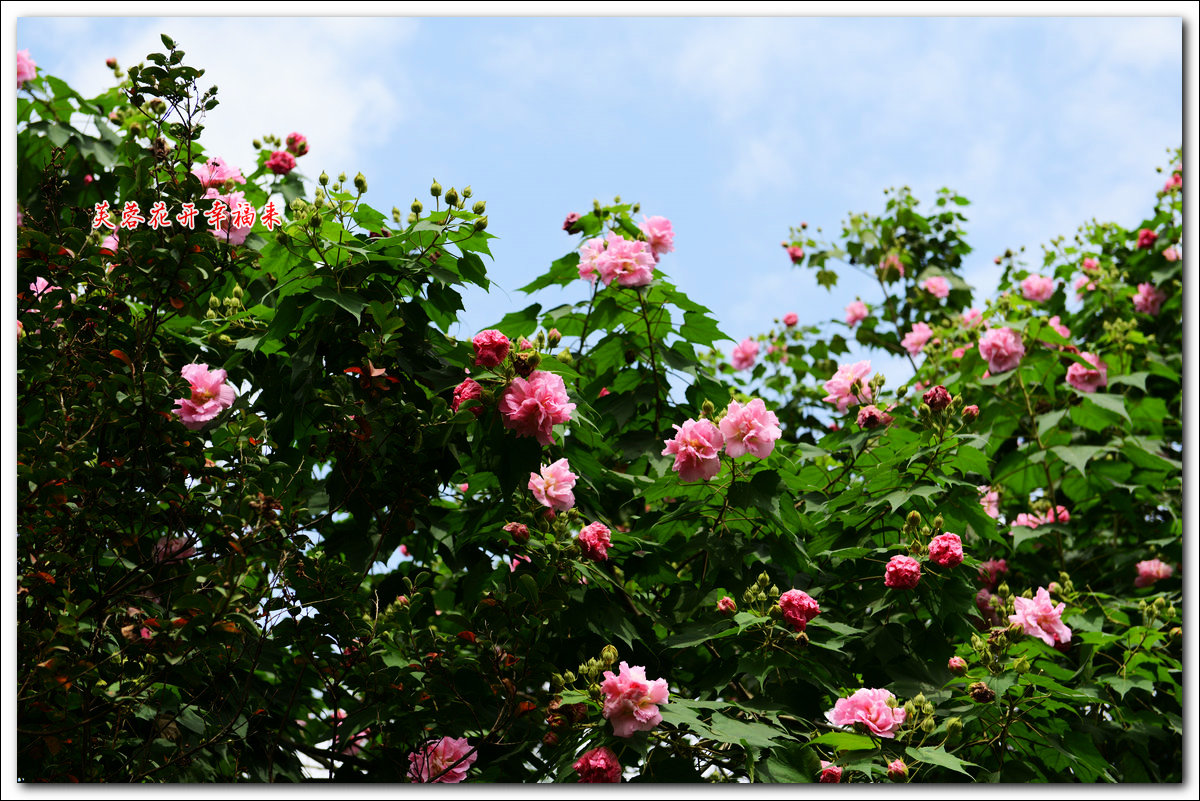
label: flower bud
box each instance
[473,215,488,232]
[946,716,963,740]
[700,399,716,419]
[932,515,944,532]
[472,200,486,215]
[354,172,367,193]
[208,295,222,309]
[920,717,936,733]
[997,582,1010,598]
[921,702,935,715]
[600,644,619,665]
[1012,656,1031,674]
[205,309,218,320]
[757,572,771,587]
[912,693,926,707]
[887,758,908,780]
[903,701,917,720]
[444,187,459,207]
[768,585,780,598]
[563,671,575,684]
[962,404,980,422]
[948,655,968,674]
[410,198,423,215]
[547,328,562,347]
[906,510,922,529]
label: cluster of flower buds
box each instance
[742,571,779,611]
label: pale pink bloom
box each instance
[173,363,236,431]
[952,343,974,359]
[1082,257,1099,272]
[717,596,737,615]
[844,300,868,327]
[458,483,469,493]
[1009,587,1072,647]
[822,360,873,413]
[1163,246,1179,262]
[818,761,843,783]
[856,404,893,429]
[407,736,476,783]
[978,558,1007,589]
[1134,559,1174,588]
[922,276,950,299]
[600,661,670,738]
[17,50,37,88]
[472,329,511,368]
[885,555,921,589]
[978,327,1025,374]
[887,759,908,780]
[662,418,725,482]
[499,370,576,446]
[1021,274,1055,303]
[825,688,907,738]
[879,252,904,278]
[928,533,963,567]
[1132,283,1167,315]
[285,132,308,157]
[578,236,607,283]
[901,322,933,357]
[730,338,759,371]
[1014,512,1041,529]
[638,215,675,260]
[528,458,577,511]
[509,554,532,572]
[1136,228,1157,250]
[785,245,805,264]
[203,189,252,246]
[153,536,196,564]
[719,399,781,459]
[597,234,655,287]
[961,307,983,328]
[1066,352,1108,393]
[1047,315,1071,340]
[783,311,799,327]
[778,589,820,632]
[1162,172,1182,193]
[978,486,1000,519]
[100,232,120,254]
[577,522,612,561]
[191,157,246,188]
[265,150,296,175]
[451,378,484,417]
[1074,275,1096,299]
[574,746,621,783]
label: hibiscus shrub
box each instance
[16,41,1182,783]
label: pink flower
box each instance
[191,157,246,189]
[976,588,1002,626]
[1132,283,1167,315]
[1065,352,1108,393]
[717,596,737,615]
[499,371,575,446]
[265,150,296,176]
[978,327,1025,374]
[887,759,908,780]
[948,656,968,674]
[1021,274,1055,302]
[778,589,821,632]
[1014,512,1040,529]
[472,329,511,368]
[962,307,983,328]
[599,661,670,738]
[978,486,1000,519]
[1074,275,1097,299]
[1162,172,1182,193]
[879,252,904,278]
[922,384,952,412]
[1009,587,1072,647]
[719,399,781,460]
[928,533,963,567]
[203,189,252,246]
[1134,559,1174,588]
[153,536,196,564]
[452,378,484,417]
[856,404,893,429]
[962,404,980,422]
[331,709,371,757]
[844,300,868,327]
[173,363,236,431]
[17,50,37,88]
[1163,246,1179,262]
[1046,315,1071,341]
[503,522,529,543]
[978,558,1007,589]
[638,215,675,260]
[783,311,799,327]
[952,342,974,359]
[818,761,843,783]
[562,211,581,231]
[662,418,725,482]
[922,276,950,299]
[574,746,621,783]
[1136,228,1158,250]
[578,236,607,283]
[598,386,610,398]
[100,232,120,254]
[730,338,759,371]
[285,132,308,157]
[885,555,921,590]
[822,360,873,413]
[901,322,933,357]
[597,234,655,287]
[825,688,907,738]
[1082,257,1099,272]
[509,554,532,572]
[785,245,805,264]
[407,736,476,783]
[577,522,612,561]
[528,458,577,511]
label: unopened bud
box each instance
[563,671,575,684]
[921,702,935,715]
[920,717,936,733]
[473,200,486,215]
[997,582,1010,598]
[1012,656,1030,674]
[208,295,221,309]
[906,510,922,529]
[946,716,963,740]
[444,187,459,207]
[408,213,417,224]
[768,585,780,598]
[252,139,262,149]
[903,701,917,719]
[547,328,562,346]
[205,309,218,320]
[912,693,926,707]
[473,215,488,232]
[462,185,472,198]
[1153,596,1167,610]
[932,515,944,532]
[600,645,618,665]
[354,172,367,193]
[757,572,771,587]
[962,404,980,422]
[231,285,243,299]
[700,399,716,419]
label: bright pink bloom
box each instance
[100,232,120,254]
[577,522,612,561]
[1046,315,1071,341]
[574,746,621,783]
[599,661,670,738]
[191,157,246,188]
[948,656,968,674]
[1021,274,1055,302]
[923,385,952,412]
[825,688,907,738]
[785,245,805,264]
[1162,172,1182,193]
[783,311,799,327]
[499,371,575,446]
[1132,283,1167,315]
[528,458,577,511]
[978,327,1024,374]
[1014,512,1040,529]
[598,386,610,398]
[451,378,484,417]
[407,736,476,783]
[203,189,252,245]
[153,536,196,564]
[578,236,607,283]
[885,555,921,590]
[265,150,296,175]
[638,215,675,260]
[509,554,532,572]
[719,399,781,459]
[879,252,904,278]
[887,759,908,780]
[922,276,950,299]
[285,132,308,157]
[1134,559,1174,588]
[978,558,1007,589]
[1136,228,1158,249]
[731,338,759,371]
[901,322,933,357]
[17,50,37,88]
[928,533,963,567]
[1066,352,1108,393]
[662,418,725,482]
[856,404,893,429]
[1009,587,1072,647]
[962,307,983,328]
[597,234,655,287]
[1163,246,1179,262]
[978,486,1000,519]
[844,300,868,327]
[778,589,821,632]
[1074,275,1097,298]
[1082,257,1099,272]
[173,363,236,431]
[562,211,581,231]
[472,329,511,368]
[822,360,873,413]
[818,761,843,783]
[717,596,737,615]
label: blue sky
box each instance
[12,11,1188,386]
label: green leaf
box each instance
[905,745,976,777]
[1082,392,1130,423]
[1051,444,1108,477]
[808,731,876,751]
[311,287,367,323]
[708,715,784,749]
